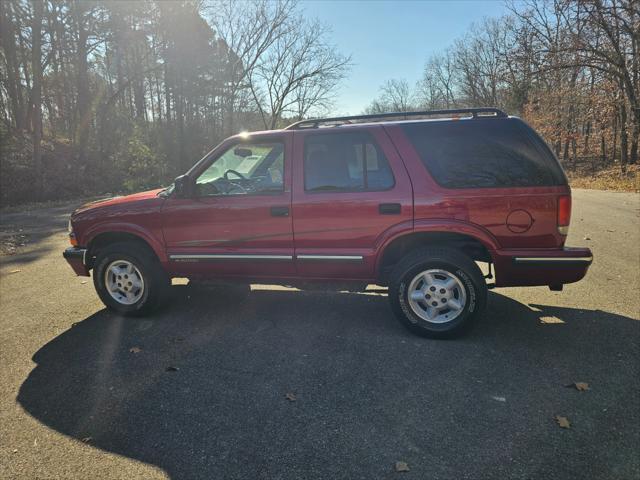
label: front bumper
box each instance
[63,247,90,276]
[493,247,592,288]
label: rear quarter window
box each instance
[401,118,566,188]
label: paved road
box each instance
[1,189,638,480]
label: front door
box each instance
[162,134,294,278]
[291,126,413,280]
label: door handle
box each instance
[270,206,290,217]
[378,203,401,215]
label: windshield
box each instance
[195,142,284,196]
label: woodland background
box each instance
[0,0,638,205]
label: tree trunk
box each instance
[133,40,146,121]
[155,70,163,122]
[612,111,618,163]
[176,77,186,173]
[31,0,44,199]
[630,118,639,165]
[620,101,628,171]
[55,3,70,135]
[74,1,90,169]
[0,0,25,130]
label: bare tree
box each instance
[453,17,509,108]
[248,18,350,128]
[366,78,414,113]
[30,0,44,197]
[566,0,639,164]
[418,50,458,109]
[0,0,25,130]
[209,0,295,133]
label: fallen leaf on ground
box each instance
[583,236,591,240]
[564,382,590,391]
[395,461,410,472]
[12,449,18,454]
[81,437,92,443]
[9,269,21,274]
[129,346,142,354]
[555,416,570,428]
[285,392,296,402]
[540,316,564,324]
[165,366,179,372]
[80,280,87,284]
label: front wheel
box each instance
[93,242,169,316]
[389,247,487,338]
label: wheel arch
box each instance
[375,223,497,283]
[85,227,167,267]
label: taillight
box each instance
[557,195,571,235]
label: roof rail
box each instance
[285,107,507,130]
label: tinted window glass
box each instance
[401,119,566,188]
[304,132,394,192]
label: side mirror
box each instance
[173,174,195,198]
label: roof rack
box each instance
[285,107,507,130]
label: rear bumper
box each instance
[493,247,592,287]
[63,247,90,276]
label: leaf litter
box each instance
[555,416,571,429]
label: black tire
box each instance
[93,242,169,316]
[388,247,487,338]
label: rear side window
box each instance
[304,132,394,192]
[401,119,566,188]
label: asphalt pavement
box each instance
[0,189,638,479]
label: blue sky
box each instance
[301,0,511,114]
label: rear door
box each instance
[291,126,412,279]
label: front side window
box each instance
[195,141,284,196]
[304,132,394,192]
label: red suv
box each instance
[64,108,592,338]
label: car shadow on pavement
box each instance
[17,288,640,480]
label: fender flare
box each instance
[83,223,168,263]
[374,219,499,273]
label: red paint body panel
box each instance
[291,126,413,279]
[384,124,569,249]
[73,189,167,262]
[65,119,592,289]
[160,133,295,277]
[492,247,592,287]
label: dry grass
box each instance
[566,163,639,193]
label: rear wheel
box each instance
[93,242,169,316]
[389,247,487,338]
